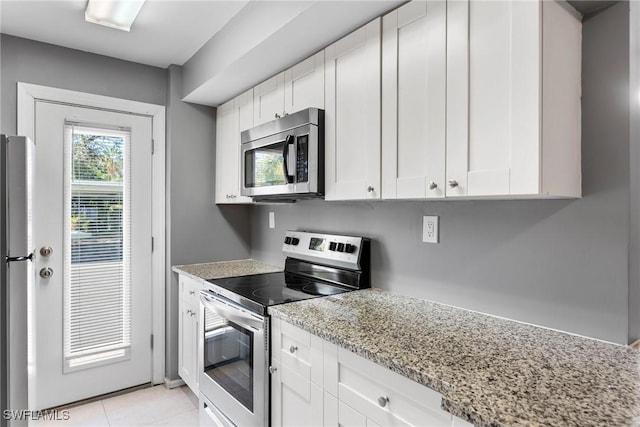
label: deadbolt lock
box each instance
[39,267,54,279]
[40,246,53,257]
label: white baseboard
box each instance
[164,377,186,389]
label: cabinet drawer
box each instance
[337,348,451,427]
[179,275,202,306]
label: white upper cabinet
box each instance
[253,72,286,126]
[381,0,446,200]
[254,52,325,127]
[215,90,253,204]
[284,51,325,113]
[446,0,581,198]
[325,19,382,201]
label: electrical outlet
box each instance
[269,212,275,229]
[422,215,439,243]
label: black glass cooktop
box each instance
[205,271,349,315]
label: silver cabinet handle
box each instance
[448,179,459,188]
[289,345,298,354]
[40,246,53,257]
[39,267,53,279]
[269,366,277,374]
[367,186,375,193]
[429,181,438,190]
[378,396,389,407]
[275,113,281,119]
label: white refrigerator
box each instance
[1,134,33,426]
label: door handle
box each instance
[282,135,295,184]
[39,267,54,279]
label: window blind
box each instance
[63,124,132,372]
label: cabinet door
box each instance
[254,73,285,126]
[381,0,446,199]
[284,51,325,113]
[324,19,381,200]
[215,96,253,204]
[271,360,324,427]
[446,0,540,197]
[238,88,254,132]
[178,300,197,394]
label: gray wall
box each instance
[250,2,633,345]
[165,65,251,380]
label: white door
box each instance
[31,101,153,409]
[381,0,446,199]
[324,19,381,201]
[446,0,540,197]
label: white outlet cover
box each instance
[269,212,275,229]
[423,215,439,243]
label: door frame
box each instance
[16,83,166,394]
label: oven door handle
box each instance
[200,292,265,331]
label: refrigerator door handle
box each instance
[5,253,33,263]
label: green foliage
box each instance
[256,155,285,186]
[72,134,124,182]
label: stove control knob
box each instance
[284,237,292,245]
[337,243,345,252]
[344,244,356,253]
[291,238,300,246]
[329,242,337,251]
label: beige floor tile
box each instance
[149,409,198,427]
[31,401,109,427]
[102,385,196,426]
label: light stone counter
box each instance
[172,259,282,285]
[269,288,640,427]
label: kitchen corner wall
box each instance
[249,2,633,344]
[166,65,251,380]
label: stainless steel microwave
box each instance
[240,108,324,201]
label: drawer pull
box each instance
[378,396,389,408]
[289,345,298,354]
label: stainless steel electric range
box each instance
[198,230,370,427]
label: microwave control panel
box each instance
[282,230,365,271]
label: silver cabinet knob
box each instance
[378,396,389,407]
[429,181,438,190]
[186,309,192,315]
[367,186,375,193]
[283,111,289,116]
[189,291,195,295]
[190,311,196,317]
[289,345,298,354]
[275,113,281,119]
[39,246,53,257]
[39,267,54,279]
[448,179,459,188]
[269,366,277,374]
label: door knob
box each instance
[39,267,54,279]
[429,181,438,190]
[289,345,298,354]
[40,246,53,257]
[367,186,375,193]
[274,113,281,119]
[378,396,389,407]
[269,366,277,374]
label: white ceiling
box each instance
[0,0,405,105]
[0,0,248,68]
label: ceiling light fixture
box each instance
[85,0,146,32]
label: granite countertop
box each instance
[269,289,640,427]
[172,259,282,284]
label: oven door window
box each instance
[244,141,287,188]
[203,308,254,412]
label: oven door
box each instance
[241,125,318,198]
[199,291,268,427]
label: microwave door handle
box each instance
[283,134,295,184]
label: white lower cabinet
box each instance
[271,320,456,427]
[177,275,201,395]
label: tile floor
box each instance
[33,385,198,427]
